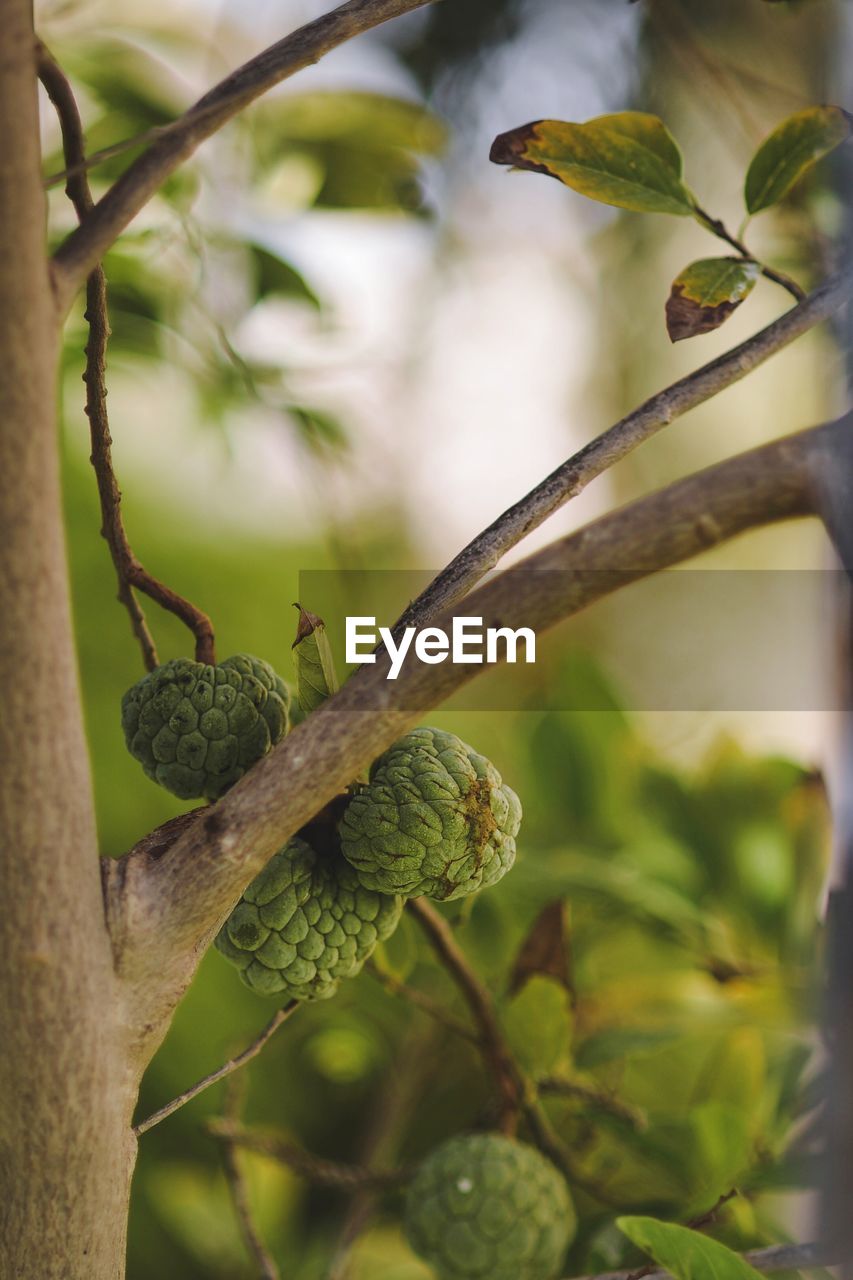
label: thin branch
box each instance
[218,1076,281,1280]
[406,900,617,1204]
[36,42,215,667]
[407,899,525,1128]
[49,0,436,311]
[365,961,480,1043]
[389,274,847,640]
[134,1001,299,1135]
[569,1240,839,1280]
[209,1119,412,1191]
[692,202,807,302]
[118,417,844,1054]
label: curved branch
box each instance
[390,272,849,640]
[113,415,846,1060]
[49,0,435,313]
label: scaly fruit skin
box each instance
[214,836,403,999]
[405,1134,574,1280]
[121,654,290,800]
[337,727,521,901]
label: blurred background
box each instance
[35,0,848,1274]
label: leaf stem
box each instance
[692,201,806,301]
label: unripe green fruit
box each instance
[337,727,521,901]
[405,1134,574,1280]
[214,835,403,999]
[121,654,290,800]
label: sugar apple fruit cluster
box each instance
[214,834,403,1000]
[404,1133,574,1280]
[121,654,290,800]
[337,727,521,901]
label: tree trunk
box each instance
[0,3,136,1275]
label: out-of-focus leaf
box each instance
[290,406,348,453]
[502,976,572,1076]
[617,1217,763,1280]
[292,604,339,719]
[508,900,573,996]
[254,91,445,213]
[490,113,694,215]
[249,246,321,309]
[744,106,851,214]
[666,257,760,342]
[270,91,446,152]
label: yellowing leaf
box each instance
[292,603,339,719]
[744,105,851,214]
[617,1217,764,1280]
[490,112,695,215]
[666,258,760,342]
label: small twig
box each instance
[365,960,479,1043]
[692,202,807,302]
[407,899,525,1128]
[209,1118,412,1191]
[134,1001,299,1135]
[388,272,846,641]
[537,1077,647,1130]
[406,901,619,1203]
[569,1239,839,1280]
[218,1076,280,1280]
[44,125,171,190]
[37,42,216,667]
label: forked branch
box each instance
[37,42,216,668]
[115,415,847,1048]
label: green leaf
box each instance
[617,1217,764,1280]
[744,105,851,214]
[490,112,695,215]
[292,604,339,719]
[665,258,760,343]
[250,246,321,309]
[502,976,573,1076]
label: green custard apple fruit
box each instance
[121,654,290,800]
[404,1133,575,1280]
[214,834,403,999]
[337,727,521,900]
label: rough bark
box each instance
[0,4,136,1276]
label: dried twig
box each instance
[36,42,215,667]
[218,1076,280,1280]
[134,1001,299,1135]
[50,0,436,310]
[389,272,849,640]
[209,1118,412,1191]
